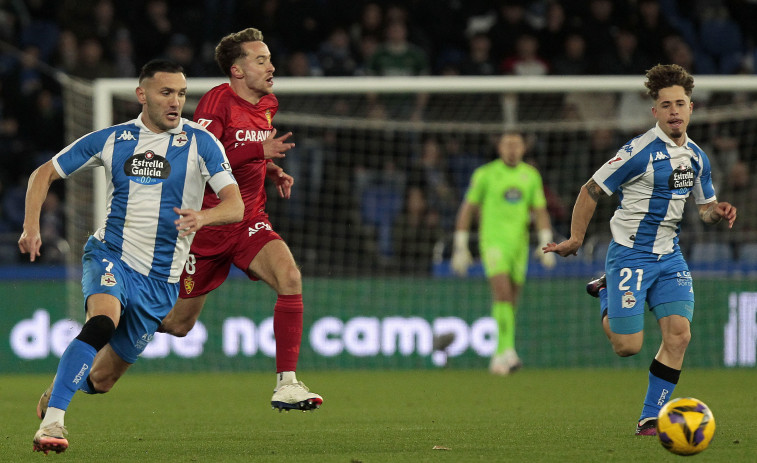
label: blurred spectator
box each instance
[367,21,429,77]
[111,28,137,77]
[718,160,757,244]
[70,37,114,80]
[581,0,619,59]
[283,51,322,77]
[662,33,716,75]
[130,0,174,66]
[349,2,383,48]
[162,33,206,77]
[597,26,653,75]
[633,0,677,65]
[550,32,590,75]
[460,33,496,76]
[392,185,443,274]
[408,137,458,231]
[318,27,358,76]
[538,2,569,63]
[501,33,548,76]
[52,29,79,74]
[487,2,536,63]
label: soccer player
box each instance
[450,131,556,375]
[157,27,323,411]
[20,59,244,454]
[543,64,737,435]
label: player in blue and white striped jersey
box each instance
[19,59,244,455]
[544,64,736,436]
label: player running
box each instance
[544,64,736,435]
[157,27,322,411]
[22,59,243,454]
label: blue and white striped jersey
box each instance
[592,123,716,255]
[52,117,237,283]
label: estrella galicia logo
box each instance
[504,187,522,203]
[124,150,171,185]
[668,163,694,194]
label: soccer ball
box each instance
[656,397,716,456]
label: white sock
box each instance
[277,371,297,388]
[41,407,65,427]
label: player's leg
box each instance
[635,253,694,436]
[488,273,521,374]
[35,294,120,454]
[159,294,209,336]
[246,238,322,410]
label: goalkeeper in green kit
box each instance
[451,132,555,375]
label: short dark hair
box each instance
[139,59,185,83]
[215,28,265,78]
[644,64,694,101]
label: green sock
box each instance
[492,301,515,355]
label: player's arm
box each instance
[266,161,293,199]
[532,207,556,268]
[450,200,478,276]
[543,178,605,257]
[18,161,62,261]
[174,184,243,237]
[698,200,737,228]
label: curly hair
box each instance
[644,64,695,100]
[215,28,265,78]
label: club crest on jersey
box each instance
[668,162,694,193]
[183,276,194,294]
[100,272,117,287]
[622,291,637,308]
[265,109,273,128]
[504,187,522,203]
[124,150,171,184]
[172,131,188,147]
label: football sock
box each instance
[277,371,297,388]
[640,358,681,421]
[273,294,304,372]
[47,339,97,412]
[47,316,115,411]
[492,301,515,355]
[41,407,65,428]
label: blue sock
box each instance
[48,339,97,411]
[639,359,680,421]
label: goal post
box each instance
[58,74,757,370]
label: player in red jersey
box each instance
[159,27,322,411]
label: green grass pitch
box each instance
[1,369,755,462]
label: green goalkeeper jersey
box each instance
[465,160,547,247]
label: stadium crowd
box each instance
[1,0,756,268]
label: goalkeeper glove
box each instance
[450,231,473,276]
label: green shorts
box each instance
[480,240,528,283]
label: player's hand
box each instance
[451,248,473,276]
[261,128,295,160]
[542,238,581,258]
[267,165,293,198]
[18,228,42,262]
[174,207,205,237]
[537,249,556,269]
[713,201,737,228]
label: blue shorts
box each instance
[599,240,694,335]
[81,237,179,363]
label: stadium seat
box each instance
[360,184,404,258]
[737,242,757,263]
[688,241,733,264]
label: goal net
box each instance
[59,75,757,371]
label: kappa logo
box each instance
[654,151,669,161]
[117,130,136,141]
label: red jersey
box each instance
[193,83,278,222]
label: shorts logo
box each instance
[135,333,153,351]
[184,275,195,294]
[101,272,117,287]
[249,222,272,236]
[622,291,637,308]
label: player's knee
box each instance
[610,336,642,357]
[277,265,302,293]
